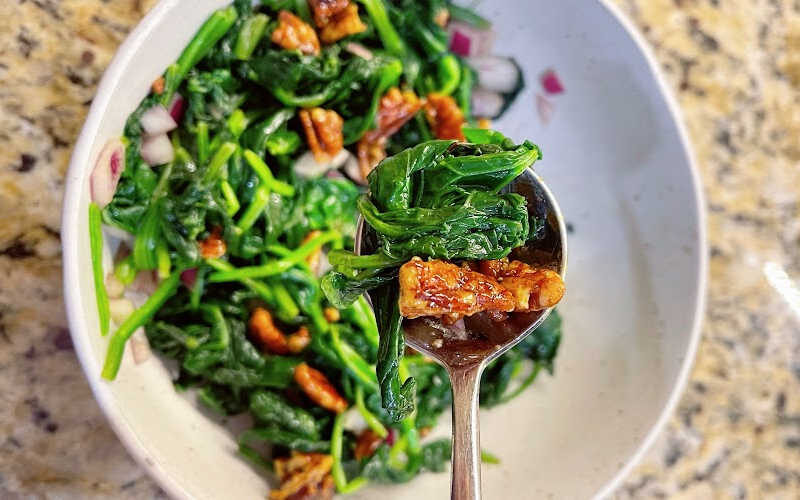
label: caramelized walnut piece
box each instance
[323,307,340,323]
[398,257,514,320]
[357,88,423,178]
[151,76,165,95]
[249,308,290,355]
[271,10,321,55]
[433,7,450,27]
[308,0,349,27]
[354,429,383,460]
[270,451,335,500]
[294,362,348,413]
[287,326,311,354]
[424,93,466,140]
[356,139,387,181]
[299,108,344,163]
[319,3,367,44]
[479,259,565,311]
[198,226,226,259]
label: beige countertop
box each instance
[1,0,798,498]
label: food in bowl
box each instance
[86,0,562,497]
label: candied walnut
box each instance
[373,88,424,139]
[398,257,514,320]
[323,307,340,323]
[357,88,423,178]
[151,76,165,95]
[287,326,311,354]
[433,7,450,27]
[308,0,349,27]
[424,92,466,140]
[249,307,290,355]
[294,362,348,413]
[479,259,565,311]
[356,138,387,180]
[270,451,335,500]
[354,429,383,460]
[271,10,320,55]
[319,3,367,44]
[198,226,226,259]
[299,108,344,163]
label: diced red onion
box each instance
[536,94,555,125]
[109,298,136,325]
[541,69,565,95]
[447,21,495,57]
[90,138,126,209]
[468,56,521,94]
[130,328,152,364]
[449,31,471,56]
[105,272,126,299]
[140,104,177,136]
[325,169,345,179]
[294,149,352,178]
[181,268,198,289]
[105,226,134,246]
[316,251,332,278]
[168,93,186,122]
[129,270,158,295]
[140,133,174,166]
[342,152,366,185]
[471,88,505,118]
[344,42,374,60]
[385,428,396,446]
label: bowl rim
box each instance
[61,1,708,498]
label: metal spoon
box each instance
[355,168,567,500]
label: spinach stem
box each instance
[89,203,110,336]
[267,281,301,320]
[234,13,270,60]
[160,6,238,105]
[156,242,171,279]
[208,231,340,282]
[220,180,241,216]
[114,255,137,286]
[206,258,275,304]
[331,412,369,493]
[355,385,388,438]
[242,149,295,197]
[102,272,181,380]
[356,0,406,57]
[330,324,379,392]
[236,185,270,232]
[196,122,210,165]
[202,141,237,184]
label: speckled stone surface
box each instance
[1,0,798,498]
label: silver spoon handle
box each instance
[449,365,483,500]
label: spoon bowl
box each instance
[356,167,567,500]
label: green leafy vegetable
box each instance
[323,132,542,421]
[92,1,559,494]
[89,203,110,336]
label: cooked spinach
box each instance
[92,1,557,495]
[323,131,543,421]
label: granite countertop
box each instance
[1,0,798,498]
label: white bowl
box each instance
[62,1,707,498]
